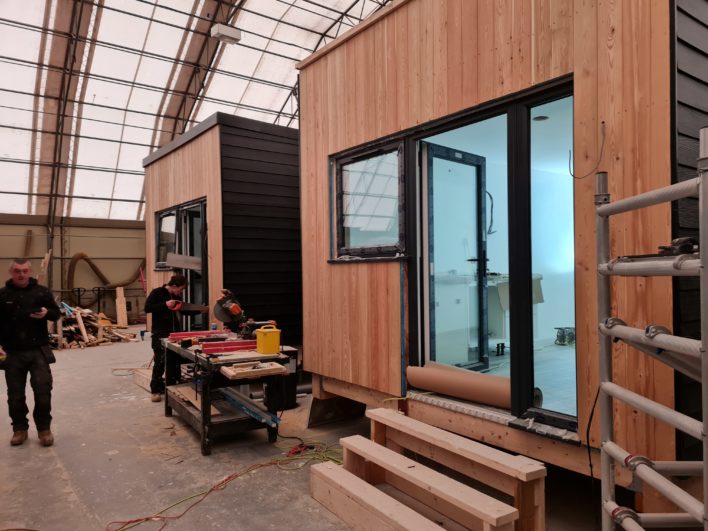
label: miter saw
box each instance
[213,289,276,339]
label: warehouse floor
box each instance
[0,332,601,530]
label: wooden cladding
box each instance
[144,126,223,320]
[299,0,674,467]
[300,0,575,399]
[219,119,302,345]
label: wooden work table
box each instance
[163,339,296,455]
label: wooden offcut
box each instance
[219,362,286,380]
[341,435,518,531]
[170,383,220,416]
[165,252,202,272]
[115,286,128,327]
[367,408,546,531]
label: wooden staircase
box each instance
[310,408,547,530]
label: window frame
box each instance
[333,141,405,259]
[154,198,206,270]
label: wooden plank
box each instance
[211,351,280,363]
[310,462,442,531]
[320,376,399,409]
[407,398,633,487]
[165,252,202,271]
[341,435,518,529]
[169,383,220,416]
[377,483,468,531]
[74,310,89,343]
[115,286,128,327]
[133,367,152,392]
[219,362,286,380]
[367,408,546,482]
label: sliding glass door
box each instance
[423,143,488,370]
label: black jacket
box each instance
[144,286,182,337]
[0,278,60,350]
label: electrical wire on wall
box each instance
[569,121,606,180]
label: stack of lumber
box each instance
[310,408,547,531]
[51,304,138,349]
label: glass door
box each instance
[180,201,207,330]
[423,142,488,370]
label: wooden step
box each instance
[367,408,546,483]
[310,462,443,530]
[341,435,518,531]
[367,408,546,531]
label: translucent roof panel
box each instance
[0,0,393,220]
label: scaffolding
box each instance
[597,127,708,530]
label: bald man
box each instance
[0,259,60,446]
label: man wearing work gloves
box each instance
[0,258,60,446]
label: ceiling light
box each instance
[533,115,549,121]
[210,23,242,44]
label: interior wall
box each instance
[0,222,145,321]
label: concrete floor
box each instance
[0,333,602,530]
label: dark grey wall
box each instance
[217,114,302,345]
[672,0,708,460]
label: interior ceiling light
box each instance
[533,115,549,121]
[210,23,242,44]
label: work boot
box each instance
[10,430,28,446]
[38,430,54,447]
[151,393,161,403]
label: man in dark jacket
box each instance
[144,274,187,402]
[0,259,60,446]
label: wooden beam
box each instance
[320,375,399,409]
[115,286,128,327]
[406,398,632,487]
[165,252,201,272]
[310,462,442,530]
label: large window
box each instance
[530,95,576,417]
[411,80,576,426]
[334,143,404,258]
[156,211,176,266]
[154,199,208,330]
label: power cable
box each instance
[105,439,342,531]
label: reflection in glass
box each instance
[341,150,399,250]
[530,95,576,416]
[423,115,509,376]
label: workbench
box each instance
[163,339,296,455]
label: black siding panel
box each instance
[673,1,708,460]
[219,119,302,345]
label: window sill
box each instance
[328,255,408,264]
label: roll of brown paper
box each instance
[407,362,511,409]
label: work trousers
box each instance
[150,334,166,394]
[3,348,53,432]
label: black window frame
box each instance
[403,76,575,429]
[332,140,405,259]
[154,198,207,270]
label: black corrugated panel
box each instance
[673,0,708,461]
[219,118,302,345]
